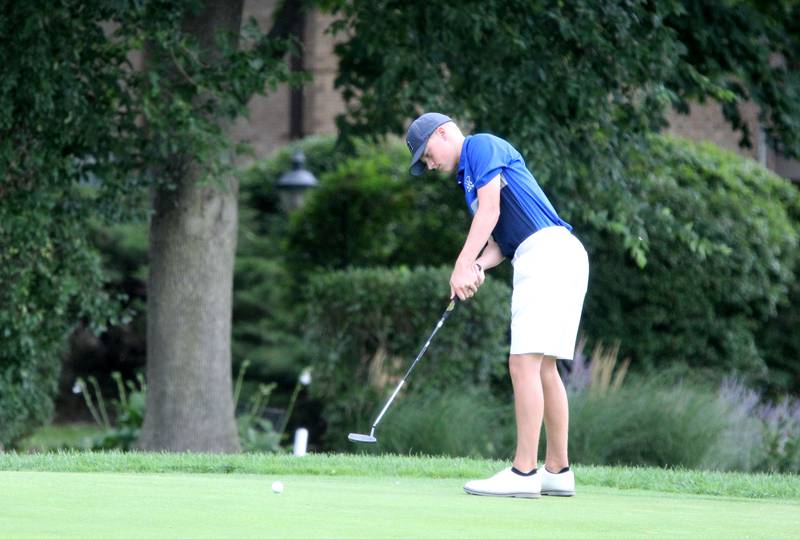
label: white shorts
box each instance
[510,226,589,359]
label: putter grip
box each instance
[443,297,460,320]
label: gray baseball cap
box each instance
[405,112,452,176]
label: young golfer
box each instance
[406,112,589,498]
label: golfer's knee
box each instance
[509,353,543,381]
[540,356,559,377]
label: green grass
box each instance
[16,423,103,452]
[2,451,799,499]
[2,469,798,539]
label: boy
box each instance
[406,112,589,498]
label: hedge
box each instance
[571,137,800,379]
[286,134,800,388]
[304,266,511,450]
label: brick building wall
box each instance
[665,101,800,181]
[665,102,761,162]
[231,2,344,162]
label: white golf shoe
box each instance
[463,467,541,498]
[541,466,575,496]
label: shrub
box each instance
[73,372,146,451]
[273,134,799,386]
[0,200,122,448]
[233,362,281,454]
[285,140,472,280]
[70,363,294,453]
[568,380,731,469]
[759,397,800,474]
[232,136,356,389]
[715,377,800,474]
[241,135,350,223]
[232,232,309,385]
[0,365,59,450]
[567,136,800,380]
[374,386,514,459]
[59,221,149,422]
[757,279,800,394]
[564,344,736,470]
[304,266,511,450]
[563,344,800,472]
[704,377,766,472]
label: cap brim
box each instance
[410,161,427,176]
[409,143,427,176]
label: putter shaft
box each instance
[367,298,459,433]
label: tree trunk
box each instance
[138,0,244,453]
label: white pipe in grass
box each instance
[293,428,308,456]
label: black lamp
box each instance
[277,149,318,211]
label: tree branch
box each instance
[259,0,305,60]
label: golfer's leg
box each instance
[509,353,544,472]
[540,356,569,471]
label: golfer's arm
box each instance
[476,237,504,271]
[455,176,501,269]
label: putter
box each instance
[348,297,460,444]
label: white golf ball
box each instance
[272,481,284,494]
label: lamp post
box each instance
[277,149,318,212]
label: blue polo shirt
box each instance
[456,134,571,258]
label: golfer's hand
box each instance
[450,261,481,301]
[475,263,486,286]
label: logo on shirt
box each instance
[464,176,475,192]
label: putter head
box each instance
[348,432,377,444]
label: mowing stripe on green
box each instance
[2,471,799,539]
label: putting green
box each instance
[2,471,798,538]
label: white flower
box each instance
[299,368,312,386]
[72,381,82,394]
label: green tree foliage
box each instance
[1,0,302,447]
[328,0,800,263]
[0,1,138,447]
[668,0,800,157]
